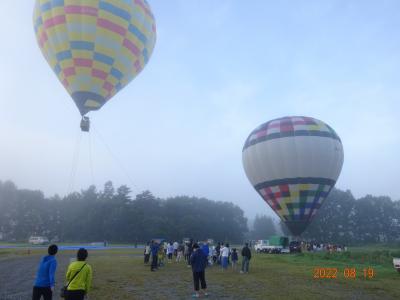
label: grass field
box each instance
[0,247,399,299]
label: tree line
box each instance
[0,180,248,243]
[0,180,399,245]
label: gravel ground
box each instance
[0,253,72,300]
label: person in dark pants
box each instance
[144,242,151,264]
[240,242,252,274]
[190,243,208,298]
[187,239,193,267]
[150,241,159,271]
[32,244,58,300]
[65,248,92,300]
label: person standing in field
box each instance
[184,243,189,262]
[173,241,179,257]
[150,241,159,271]
[144,242,151,264]
[190,243,209,298]
[240,243,252,274]
[231,248,239,271]
[167,242,174,263]
[65,248,92,300]
[187,239,194,267]
[176,243,184,262]
[201,242,210,264]
[32,244,58,300]
[220,244,230,271]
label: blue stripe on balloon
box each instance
[56,50,72,61]
[94,52,114,65]
[41,0,65,12]
[70,41,95,51]
[128,24,147,44]
[99,1,131,22]
[53,64,62,74]
[142,48,149,63]
[110,68,123,80]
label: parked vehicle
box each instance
[393,258,400,273]
[28,236,49,245]
[254,240,270,253]
[254,237,289,253]
[289,241,302,253]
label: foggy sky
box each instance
[0,0,399,219]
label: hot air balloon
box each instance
[242,116,344,236]
[33,0,157,131]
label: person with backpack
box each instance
[32,244,58,300]
[64,248,92,300]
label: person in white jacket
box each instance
[220,244,230,270]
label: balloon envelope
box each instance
[242,116,344,236]
[33,0,156,115]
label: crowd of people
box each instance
[144,239,252,298]
[31,240,252,299]
[301,241,347,253]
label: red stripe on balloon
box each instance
[74,58,93,68]
[44,15,66,29]
[64,5,98,16]
[123,39,140,56]
[63,67,76,77]
[97,18,127,36]
[92,69,108,80]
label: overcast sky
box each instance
[0,0,399,219]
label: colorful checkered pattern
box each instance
[243,116,340,150]
[33,0,156,115]
[255,178,334,233]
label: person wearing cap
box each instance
[190,243,209,298]
[32,244,58,300]
[65,248,92,300]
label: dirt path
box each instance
[0,253,72,300]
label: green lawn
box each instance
[1,246,399,299]
[86,248,400,299]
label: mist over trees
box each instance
[249,215,277,240]
[0,180,248,243]
[1,180,399,245]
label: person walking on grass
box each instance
[231,248,239,271]
[240,243,252,274]
[65,248,92,300]
[32,244,58,300]
[190,243,209,298]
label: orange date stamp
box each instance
[313,267,375,279]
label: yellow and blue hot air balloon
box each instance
[242,116,344,236]
[33,0,156,131]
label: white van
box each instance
[28,236,49,245]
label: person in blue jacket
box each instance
[190,243,209,298]
[32,244,58,300]
[150,240,159,271]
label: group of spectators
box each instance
[301,241,347,253]
[144,239,253,298]
[32,245,92,300]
